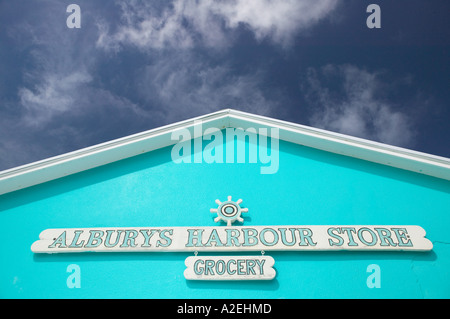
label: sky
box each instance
[0,0,449,171]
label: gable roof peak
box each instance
[0,109,449,195]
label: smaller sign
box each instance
[184,255,276,281]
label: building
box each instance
[0,109,449,298]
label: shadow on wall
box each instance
[33,249,436,291]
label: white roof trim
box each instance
[0,109,449,195]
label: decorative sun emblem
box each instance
[210,196,248,226]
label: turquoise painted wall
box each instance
[1,134,449,298]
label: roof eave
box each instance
[0,109,449,195]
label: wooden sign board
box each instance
[184,256,276,281]
[31,225,432,253]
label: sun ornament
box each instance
[210,196,248,226]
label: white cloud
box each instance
[19,71,92,126]
[305,64,415,147]
[136,52,281,123]
[11,2,145,128]
[210,0,339,45]
[10,3,93,127]
[97,0,339,50]
[0,2,152,169]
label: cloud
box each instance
[10,1,147,125]
[0,1,151,169]
[136,52,282,123]
[304,64,415,147]
[19,71,93,126]
[97,0,339,50]
[9,2,93,126]
[0,0,338,170]
[210,0,339,45]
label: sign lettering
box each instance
[184,256,275,280]
[31,225,432,253]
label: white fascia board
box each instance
[0,108,449,196]
[227,109,450,181]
